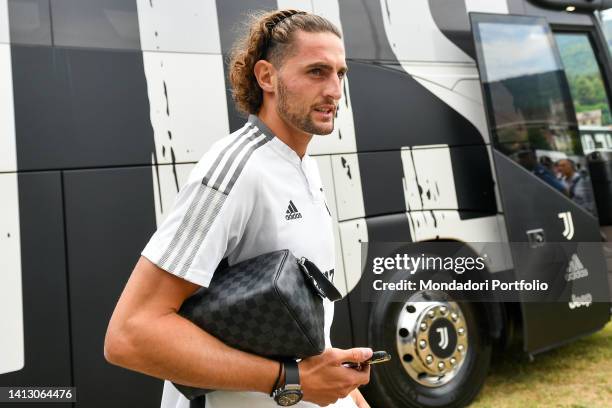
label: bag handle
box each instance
[297,257,342,302]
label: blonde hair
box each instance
[228,9,341,115]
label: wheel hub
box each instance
[396,295,468,387]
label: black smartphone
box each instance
[343,351,391,368]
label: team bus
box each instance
[1,0,611,407]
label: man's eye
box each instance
[338,71,346,79]
[311,68,322,76]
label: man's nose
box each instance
[324,75,343,101]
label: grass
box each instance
[471,321,612,408]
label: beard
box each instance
[276,75,334,135]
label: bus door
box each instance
[553,21,612,287]
[470,13,610,354]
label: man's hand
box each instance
[298,348,372,406]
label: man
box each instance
[557,158,597,216]
[104,9,372,408]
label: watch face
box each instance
[276,390,303,406]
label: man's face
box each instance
[275,31,347,136]
[557,159,573,178]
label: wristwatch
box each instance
[272,359,303,406]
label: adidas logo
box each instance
[285,200,302,220]
[565,253,588,281]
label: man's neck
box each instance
[256,107,313,159]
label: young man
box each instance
[104,9,372,408]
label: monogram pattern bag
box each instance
[172,249,341,400]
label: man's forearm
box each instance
[350,388,370,408]
[105,311,278,394]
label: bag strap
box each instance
[297,257,342,302]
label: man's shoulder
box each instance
[186,123,271,192]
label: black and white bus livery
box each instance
[1,0,611,407]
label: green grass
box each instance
[471,322,612,408]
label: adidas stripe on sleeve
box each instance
[141,123,272,287]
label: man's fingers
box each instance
[357,365,371,384]
[334,347,373,364]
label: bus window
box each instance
[472,14,597,216]
[599,9,612,56]
[554,32,612,152]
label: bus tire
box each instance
[363,286,492,408]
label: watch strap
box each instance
[283,359,300,386]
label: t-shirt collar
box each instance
[247,114,307,167]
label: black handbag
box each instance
[172,249,342,400]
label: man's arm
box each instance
[104,255,279,393]
[104,256,372,405]
[350,388,370,408]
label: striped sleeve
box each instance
[141,124,272,287]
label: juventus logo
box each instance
[558,211,574,240]
[437,327,449,349]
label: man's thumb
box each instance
[337,347,373,363]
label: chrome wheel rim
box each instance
[395,292,469,387]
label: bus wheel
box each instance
[364,290,491,408]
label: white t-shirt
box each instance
[141,115,357,408]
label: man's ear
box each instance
[254,60,276,94]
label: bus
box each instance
[1,0,611,407]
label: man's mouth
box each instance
[313,105,336,115]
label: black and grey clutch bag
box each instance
[172,249,342,400]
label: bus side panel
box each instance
[0,172,72,408]
[63,166,164,408]
[494,151,610,353]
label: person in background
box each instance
[517,150,568,195]
[557,158,597,216]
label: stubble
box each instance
[276,75,334,135]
